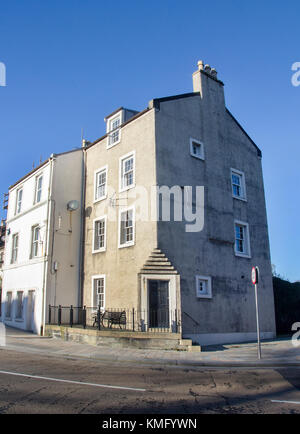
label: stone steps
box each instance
[140,248,178,275]
[178,338,202,352]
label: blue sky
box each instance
[0,0,299,281]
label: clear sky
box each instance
[0,0,299,281]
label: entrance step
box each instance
[178,339,201,352]
[142,265,175,271]
[187,345,201,352]
[179,339,193,346]
[146,260,172,266]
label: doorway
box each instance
[148,280,169,328]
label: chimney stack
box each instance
[192,59,224,101]
[192,59,225,124]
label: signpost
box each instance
[252,266,261,359]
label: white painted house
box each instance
[0,149,84,334]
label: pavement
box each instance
[1,325,300,368]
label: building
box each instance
[0,149,84,334]
[82,61,276,345]
[0,220,6,318]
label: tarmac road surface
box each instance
[0,348,300,414]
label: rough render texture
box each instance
[155,71,276,337]
[83,110,158,310]
[83,68,276,340]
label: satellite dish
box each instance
[67,200,79,211]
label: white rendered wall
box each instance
[0,162,51,334]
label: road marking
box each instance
[0,370,146,392]
[271,400,300,405]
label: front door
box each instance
[148,280,169,329]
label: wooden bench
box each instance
[93,310,126,329]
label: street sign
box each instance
[251,266,261,359]
[252,266,259,285]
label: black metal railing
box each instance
[48,305,181,333]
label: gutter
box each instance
[40,156,55,335]
[78,148,86,307]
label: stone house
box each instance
[82,61,276,345]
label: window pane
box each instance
[122,156,134,188]
[120,210,133,245]
[96,170,106,200]
[94,278,105,308]
[235,224,245,253]
[94,219,105,250]
[36,176,43,203]
[16,292,23,319]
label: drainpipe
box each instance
[40,156,55,335]
[79,143,87,307]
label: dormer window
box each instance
[107,114,121,148]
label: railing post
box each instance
[70,305,73,328]
[132,308,135,332]
[58,305,62,326]
[97,305,101,331]
[48,304,51,325]
[82,306,86,329]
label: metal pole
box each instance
[132,308,135,332]
[254,283,261,359]
[58,305,62,326]
[70,305,73,328]
[97,305,101,331]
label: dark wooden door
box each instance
[148,280,169,328]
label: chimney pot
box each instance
[197,60,204,71]
[210,68,217,78]
[204,64,211,74]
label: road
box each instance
[0,347,300,414]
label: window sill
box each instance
[232,195,247,202]
[196,294,212,299]
[190,153,205,161]
[118,242,135,249]
[107,139,121,149]
[92,248,106,254]
[119,184,135,194]
[93,195,107,205]
[15,318,24,322]
[235,252,251,259]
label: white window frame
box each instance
[190,137,205,160]
[11,233,19,264]
[195,275,212,299]
[119,151,135,192]
[34,173,43,204]
[15,187,23,215]
[107,113,122,149]
[5,292,12,319]
[30,225,40,258]
[231,168,247,201]
[118,206,135,249]
[15,291,24,320]
[94,165,108,203]
[91,275,106,311]
[234,220,251,258]
[92,216,107,253]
